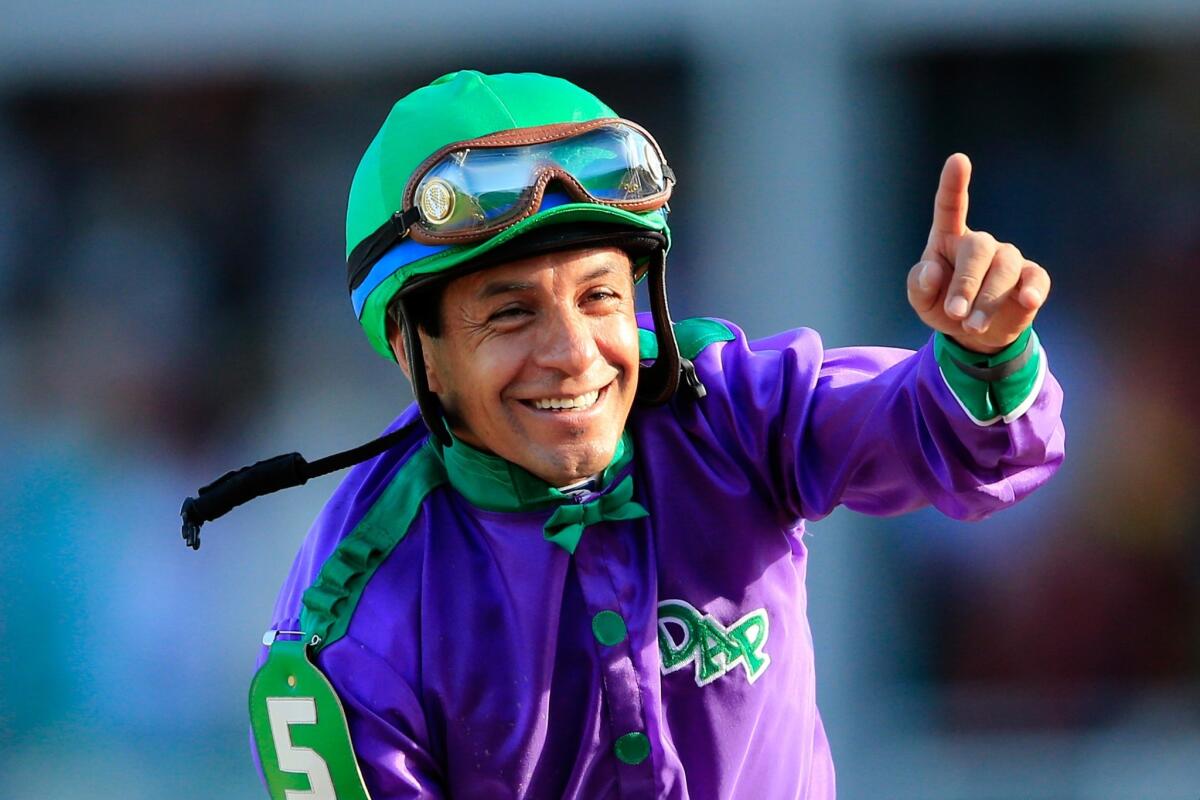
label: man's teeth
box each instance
[532,389,600,411]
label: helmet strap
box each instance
[396,294,453,446]
[636,248,683,405]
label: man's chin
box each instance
[519,438,620,487]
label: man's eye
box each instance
[489,307,530,322]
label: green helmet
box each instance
[345,69,672,360]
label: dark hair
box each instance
[387,280,447,339]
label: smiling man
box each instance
[406,246,642,487]
[208,70,1064,799]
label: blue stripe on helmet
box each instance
[350,193,575,319]
[351,239,449,318]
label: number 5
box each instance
[267,697,337,800]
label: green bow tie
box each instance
[543,475,649,555]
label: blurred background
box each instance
[0,1,1196,797]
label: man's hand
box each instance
[906,154,1050,354]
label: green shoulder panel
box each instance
[639,317,735,361]
[300,440,447,653]
[249,441,446,799]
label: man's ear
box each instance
[386,314,443,393]
[386,314,413,380]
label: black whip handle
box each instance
[179,427,412,550]
[180,453,308,550]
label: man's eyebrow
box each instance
[580,264,620,283]
[474,264,623,300]
[476,280,535,300]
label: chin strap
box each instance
[636,247,705,403]
[397,293,452,447]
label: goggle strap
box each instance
[347,207,424,293]
[393,207,422,238]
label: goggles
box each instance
[403,118,673,244]
[348,119,673,286]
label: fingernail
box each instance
[947,297,969,318]
[919,262,934,291]
[1020,287,1043,308]
[965,310,988,332]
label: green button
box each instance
[614,731,650,765]
[591,610,627,646]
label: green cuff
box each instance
[933,328,1044,426]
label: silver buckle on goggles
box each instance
[402,118,674,245]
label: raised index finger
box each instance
[929,153,972,241]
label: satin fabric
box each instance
[261,315,1065,798]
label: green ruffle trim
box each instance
[300,441,446,653]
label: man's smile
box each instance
[529,388,602,411]
[519,381,612,414]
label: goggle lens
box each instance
[411,122,670,238]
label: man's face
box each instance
[401,246,641,487]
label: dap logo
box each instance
[656,599,771,687]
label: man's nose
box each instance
[536,305,599,375]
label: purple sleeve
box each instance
[692,323,1064,522]
[316,636,445,798]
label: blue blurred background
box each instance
[1,2,1197,797]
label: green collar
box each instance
[437,430,635,513]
